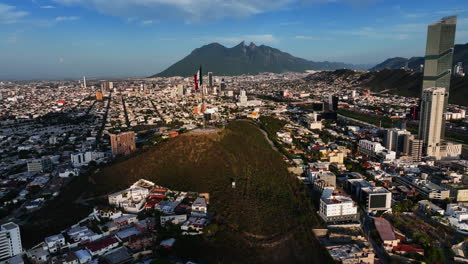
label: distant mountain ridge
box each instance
[305,69,468,106]
[371,43,468,71]
[152,42,370,77]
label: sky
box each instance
[0,0,467,80]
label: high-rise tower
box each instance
[418,87,447,159]
[422,16,457,138]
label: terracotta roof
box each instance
[85,236,118,252]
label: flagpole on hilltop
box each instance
[200,65,206,129]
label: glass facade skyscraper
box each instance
[422,16,457,139]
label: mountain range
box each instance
[152,42,370,77]
[370,43,468,71]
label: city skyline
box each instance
[0,0,468,80]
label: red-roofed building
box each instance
[374,217,399,251]
[85,236,119,256]
[145,197,162,209]
[393,244,424,255]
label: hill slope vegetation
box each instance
[305,69,468,106]
[370,43,468,72]
[93,120,332,264]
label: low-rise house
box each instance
[113,215,138,228]
[51,252,79,264]
[393,244,424,255]
[44,234,66,253]
[126,233,153,251]
[418,200,445,215]
[26,246,49,264]
[67,226,99,243]
[160,215,188,227]
[93,207,122,220]
[181,217,208,235]
[102,247,133,264]
[134,219,155,231]
[191,197,207,217]
[85,236,119,257]
[160,238,176,249]
[108,188,148,213]
[73,250,92,264]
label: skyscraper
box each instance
[418,87,447,159]
[83,76,87,89]
[208,72,213,88]
[328,95,338,112]
[239,90,248,104]
[422,16,457,138]
[0,222,22,260]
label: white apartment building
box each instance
[0,223,22,260]
[71,152,105,167]
[319,188,358,223]
[108,187,149,213]
[359,140,385,156]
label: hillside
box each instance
[92,121,333,264]
[370,43,468,71]
[304,69,468,106]
[362,70,468,106]
[152,42,366,77]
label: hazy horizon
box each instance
[1,0,467,80]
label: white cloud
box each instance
[6,35,17,44]
[0,4,29,24]
[295,35,333,40]
[55,16,80,21]
[51,0,379,23]
[52,0,292,23]
[141,20,153,25]
[333,27,410,40]
[40,5,56,9]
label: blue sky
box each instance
[0,0,467,80]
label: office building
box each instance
[384,128,411,153]
[307,170,336,191]
[208,72,213,88]
[361,187,392,212]
[418,87,447,159]
[110,132,136,156]
[27,158,52,173]
[396,173,450,200]
[409,105,420,121]
[82,76,87,89]
[176,85,184,96]
[101,81,114,92]
[404,135,423,162]
[422,16,457,139]
[220,78,226,91]
[71,152,105,167]
[238,90,248,104]
[0,223,22,260]
[328,95,338,112]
